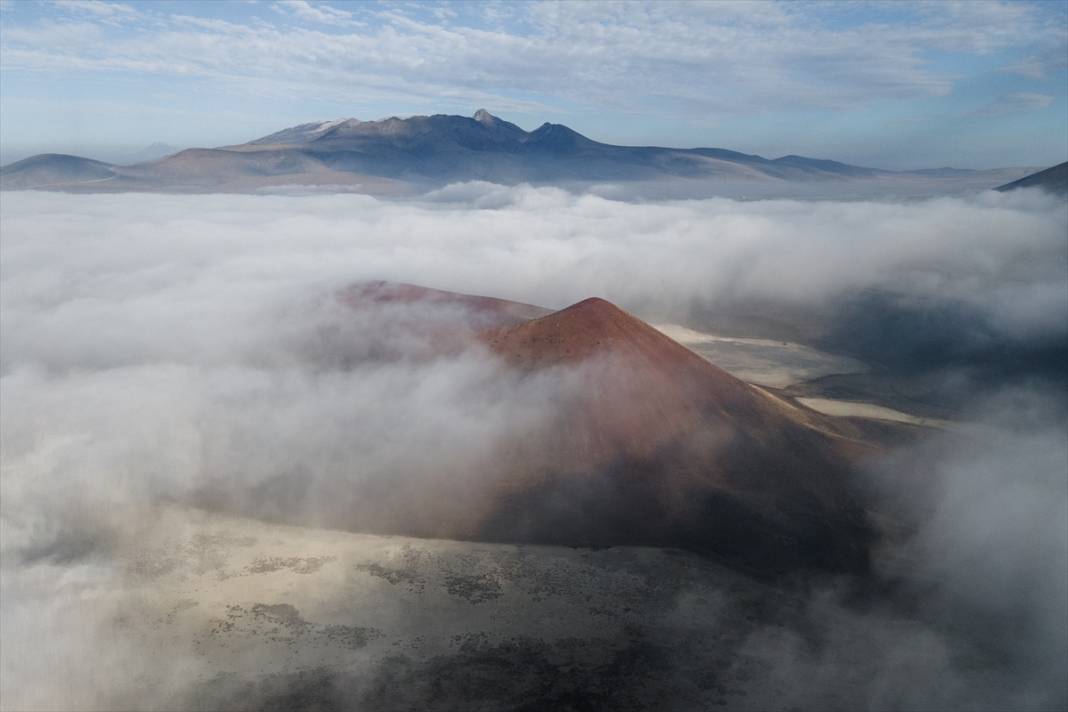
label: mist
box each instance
[1,186,1065,710]
[3,186,1065,363]
[733,393,1068,711]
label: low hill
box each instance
[0,153,115,189]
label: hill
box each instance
[477,295,872,573]
[0,153,115,189]
[996,161,1068,195]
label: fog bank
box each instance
[1,186,1065,710]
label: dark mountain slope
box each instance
[996,161,1068,194]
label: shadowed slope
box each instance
[996,161,1068,195]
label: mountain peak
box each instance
[473,108,498,126]
[483,294,726,375]
[566,295,617,311]
[474,288,872,573]
[247,117,358,145]
[518,122,597,154]
[550,296,636,329]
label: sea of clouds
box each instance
[1,185,1065,710]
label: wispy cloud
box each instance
[2,1,1063,118]
[50,0,139,23]
[971,92,1055,117]
[1002,46,1068,79]
[272,0,360,27]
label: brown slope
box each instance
[331,281,552,359]
[477,297,874,574]
[483,297,758,465]
[100,149,412,194]
[340,280,551,329]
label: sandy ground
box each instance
[656,323,956,430]
[2,500,1021,712]
[654,323,866,389]
[796,397,954,429]
[1,505,807,711]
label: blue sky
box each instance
[0,0,1065,169]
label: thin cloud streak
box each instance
[2,2,1063,116]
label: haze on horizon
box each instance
[1,0,1066,169]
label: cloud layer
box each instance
[4,186,1063,371]
[2,183,1064,562]
[1,186,1066,709]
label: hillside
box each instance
[0,153,115,189]
[996,161,1068,194]
[478,295,872,573]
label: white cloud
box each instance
[1002,45,1068,79]
[1,186,1064,375]
[1,1,1062,119]
[971,92,1056,117]
[3,187,1064,552]
[1,188,1065,710]
[272,0,358,26]
[50,0,139,22]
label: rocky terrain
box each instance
[1,505,997,712]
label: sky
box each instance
[0,0,1066,169]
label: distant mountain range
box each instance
[0,110,1050,193]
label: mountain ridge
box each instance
[0,110,1043,192]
